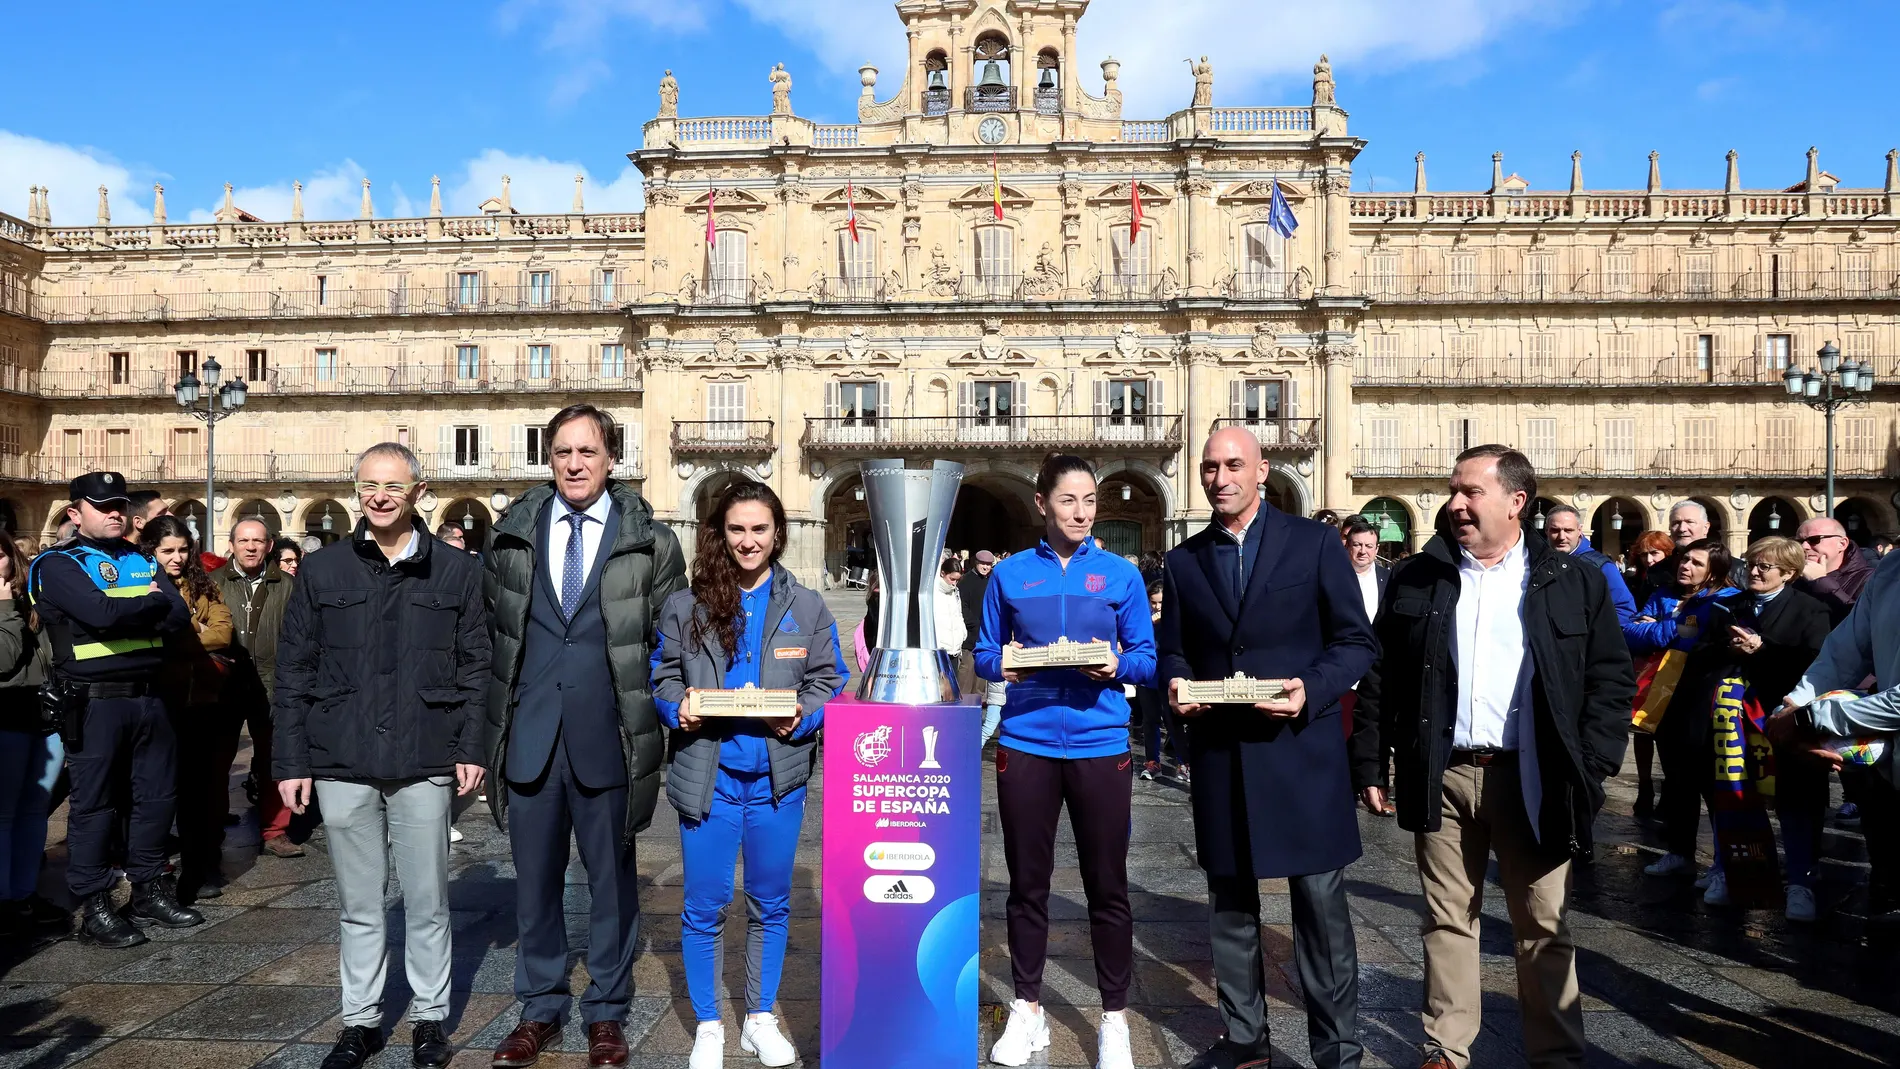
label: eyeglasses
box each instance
[1745,561,1786,574]
[353,481,417,499]
[1798,534,1844,547]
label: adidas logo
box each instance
[862,874,936,905]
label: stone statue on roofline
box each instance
[1188,56,1213,108]
[770,63,793,115]
[658,70,679,118]
[1313,54,1335,107]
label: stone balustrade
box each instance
[2,210,645,253]
[1351,189,1900,221]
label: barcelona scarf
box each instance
[1707,675,1784,910]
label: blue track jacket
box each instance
[974,538,1156,759]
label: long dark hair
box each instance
[141,515,220,606]
[1675,537,1733,597]
[690,479,787,663]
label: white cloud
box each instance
[0,130,153,225]
[184,160,422,224]
[443,149,645,216]
[499,0,708,106]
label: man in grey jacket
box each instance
[483,405,686,1069]
[1772,550,1900,931]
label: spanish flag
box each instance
[846,180,860,243]
[1130,178,1143,242]
[991,153,1004,221]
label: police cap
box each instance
[70,471,133,507]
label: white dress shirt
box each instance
[1355,565,1381,624]
[1453,532,1533,750]
[546,492,613,596]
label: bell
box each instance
[1038,68,1055,89]
[978,60,1005,87]
[928,68,946,89]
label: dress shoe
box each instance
[492,1019,562,1068]
[413,1019,453,1068]
[77,891,146,948]
[322,1025,386,1069]
[124,877,204,928]
[1184,1037,1272,1069]
[587,1021,630,1067]
[262,835,307,858]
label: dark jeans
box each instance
[1136,686,1183,766]
[1655,700,1709,858]
[1844,764,1900,911]
[996,746,1134,1009]
[174,703,238,882]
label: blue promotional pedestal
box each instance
[820,694,982,1069]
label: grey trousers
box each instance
[316,776,454,1027]
[1208,865,1363,1069]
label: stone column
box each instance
[1182,157,1210,295]
[1182,342,1215,525]
[1318,170,1347,294]
[1320,343,1354,510]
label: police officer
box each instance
[30,472,200,947]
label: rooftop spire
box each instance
[292,181,304,222]
[1413,152,1426,195]
[1725,150,1740,193]
[153,183,166,226]
[572,173,585,213]
[218,182,236,223]
[1569,151,1583,195]
[1489,151,1504,194]
[429,175,442,217]
[500,175,512,213]
[360,178,373,219]
[1646,151,1661,194]
[97,185,110,226]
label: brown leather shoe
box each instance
[261,835,306,859]
[492,1019,561,1068]
[586,1021,628,1067]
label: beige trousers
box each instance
[1415,762,1584,1069]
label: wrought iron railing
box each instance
[958,274,1023,301]
[32,281,635,323]
[1351,446,1896,480]
[965,86,1018,113]
[1352,269,1900,304]
[1209,418,1323,450]
[819,276,888,303]
[802,414,1182,453]
[1353,353,1896,389]
[671,420,776,454]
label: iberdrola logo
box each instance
[853,724,894,769]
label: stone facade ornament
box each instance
[1312,54,1335,107]
[1251,324,1277,359]
[845,327,870,361]
[714,328,739,362]
[927,245,957,296]
[979,320,1007,361]
[1021,243,1063,297]
[770,63,793,115]
[1114,326,1141,361]
[1188,56,1213,108]
[658,70,679,118]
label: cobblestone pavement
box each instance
[2,592,1896,1067]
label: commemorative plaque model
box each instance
[685,683,799,719]
[1002,637,1114,672]
[1177,673,1290,705]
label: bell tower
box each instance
[888,0,1101,144]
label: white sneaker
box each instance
[989,999,1050,1066]
[690,1020,725,1069]
[1645,852,1693,877]
[448,826,464,843]
[740,1014,796,1067]
[1703,870,1731,906]
[1786,884,1818,922]
[1095,1011,1134,1069]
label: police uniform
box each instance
[29,472,197,946]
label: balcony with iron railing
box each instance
[1352,269,1900,305]
[37,362,642,399]
[671,420,776,456]
[693,278,758,307]
[1208,418,1323,451]
[965,86,1019,113]
[1351,446,1897,481]
[958,274,1023,301]
[801,414,1183,454]
[1222,272,1306,301]
[4,208,644,255]
[1355,352,1899,390]
[1349,189,1899,223]
[31,281,637,324]
[27,448,642,486]
[817,276,888,303]
[1092,274,1169,301]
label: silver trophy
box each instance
[856,458,964,704]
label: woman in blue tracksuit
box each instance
[651,479,847,1069]
[1630,538,1741,882]
[974,455,1155,1069]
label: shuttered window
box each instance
[1603,334,1634,376]
[1603,418,1636,470]
[600,344,626,379]
[1525,333,1554,374]
[709,231,749,302]
[527,344,553,380]
[1523,418,1557,469]
[1365,334,1399,378]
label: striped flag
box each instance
[704,188,716,245]
[846,180,860,243]
[991,153,1004,221]
[1129,178,1143,242]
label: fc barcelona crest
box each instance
[1084,573,1106,594]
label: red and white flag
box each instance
[704,188,716,245]
[1129,178,1143,242]
[846,180,860,243]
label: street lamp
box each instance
[172,354,248,547]
[1782,340,1875,517]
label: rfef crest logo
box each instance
[853,725,894,768]
[1084,573,1107,594]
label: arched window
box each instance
[1240,222,1286,298]
[708,229,748,304]
[924,49,950,115]
[1109,225,1152,297]
[1035,49,1061,114]
[971,33,1013,112]
[973,225,1014,297]
[835,229,877,300]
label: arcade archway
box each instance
[1746,496,1805,544]
[1590,497,1649,559]
[441,498,492,547]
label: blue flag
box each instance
[1267,180,1298,239]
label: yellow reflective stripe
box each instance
[71,637,164,660]
[105,587,151,598]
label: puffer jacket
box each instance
[0,597,48,734]
[1625,585,1737,656]
[650,564,847,821]
[273,519,490,781]
[483,481,686,840]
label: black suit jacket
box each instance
[1158,504,1379,878]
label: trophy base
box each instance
[856,648,961,705]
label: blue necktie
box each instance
[561,512,586,619]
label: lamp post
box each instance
[172,355,248,547]
[1782,341,1874,518]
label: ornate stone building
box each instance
[2,0,1896,574]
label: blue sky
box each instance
[4,0,1897,225]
